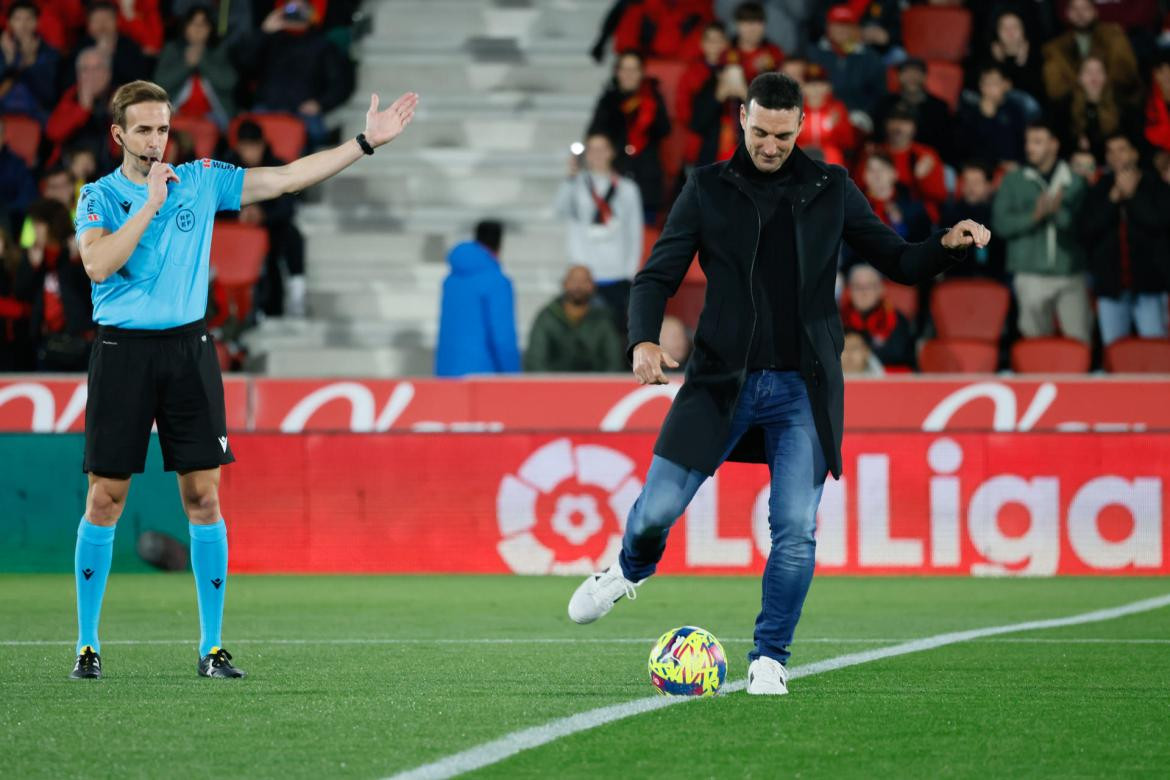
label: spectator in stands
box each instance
[1054,55,1142,162]
[591,0,711,62]
[658,314,691,369]
[839,263,915,369]
[992,120,1092,343]
[0,115,37,234]
[808,3,886,130]
[589,50,671,223]
[797,62,856,165]
[1043,0,1140,105]
[435,221,520,377]
[841,152,930,273]
[555,132,643,337]
[113,0,164,56]
[47,47,116,170]
[941,161,1006,281]
[153,4,237,130]
[66,1,152,90]
[223,120,306,317]
[868,102,948,223]
[841,328,884,375]
[243,0,350,150]
[524,265,625,373]
[65,143,97,184]
[975,9,1045,110]
[725,2,784,84]
[0,0,61,121]
[0,224,34,370]
[689,56,747,166]
[1069,148,1099,183]
[871,58,952,163]
[1081,132,1170,345]
[678,22,729,165]
[171,0,254,61]
[17,164,76,248]
[12,198,92,370]
[714,0,815,59]
[954,63,1027,167]
[1147,51,1170,154]
[1060,0,1162,73]
[856,0,903,64]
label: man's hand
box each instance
[913,153,935,179]
[146,162,180,208]
[941,219,991,251]
[362,92,419,148]
[632,342,679,385]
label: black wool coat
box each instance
[1080,172,1170,298]
[628,145,964,479]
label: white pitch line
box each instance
[385,592,1170,780]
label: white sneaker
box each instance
[567,563,641,624]
[746,656,789,695]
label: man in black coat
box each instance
[568,73,989,695]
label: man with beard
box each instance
[1043,0,1140,104]
[524,265,625,373]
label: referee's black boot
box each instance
[70,646,102,679]
[198,647,246,678]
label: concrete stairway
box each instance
[242,0,611,376]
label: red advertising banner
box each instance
[0,376,249,432]
[2,375,1167,434]
[220,432,1169,576]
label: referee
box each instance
[69,81,418,679]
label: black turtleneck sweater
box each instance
[731,145,801,372]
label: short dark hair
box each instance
[959,159,993,178]
[236,119,265,143]
[6,0,38,19]
[475,220,503,253]
[745,72,802,112]
[86,0,118,16]
[1103,132,1138,154]
[616,50,643,67]
[979,62,1010,81]
[703,21,727,36]
[866,151,896,169]
[734,1,766,22]
[1026,118,1060,143]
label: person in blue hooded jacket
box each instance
[435,220,522,376]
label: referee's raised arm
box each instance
[79,162,179,282]
[239,91,419,207]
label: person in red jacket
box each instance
[608,0,711,61]
[856,102,947,224]
[724,1,783,84]
[678,22,729,164]
[1146,51,1170,155]
[114,0,163,56]
[46,47,116,169]
[797,62,855,166]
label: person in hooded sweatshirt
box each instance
[435,220,521,377]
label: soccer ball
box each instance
[648,625,727,696]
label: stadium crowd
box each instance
[438,0,1170,377]
[0,0,359,371]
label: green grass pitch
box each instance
[3,575,1168,779]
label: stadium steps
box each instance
[243,0,611,376]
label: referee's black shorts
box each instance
[83,320,235,475]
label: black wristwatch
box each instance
[356,133,375,155]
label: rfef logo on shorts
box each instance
[87,214,100,222]
[202,158,212,168]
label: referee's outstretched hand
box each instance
[363,91,419,149]
[633,342,679,385]
[147,162,180,207]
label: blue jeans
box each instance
[618,370,827,665]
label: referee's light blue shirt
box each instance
[74,158,247,329]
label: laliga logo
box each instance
[496,438,642,574]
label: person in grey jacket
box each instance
[153,5,237,129]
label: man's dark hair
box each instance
[6,0,39,19]
[86,0,118,16]
[979,61,1010,81]
[745,72,802,112]
[866,151,896,169]
[1103,131,1137,150]
[734,1,766,22]
[475,220,503,253]
[959,159,993,178]
[1026,118,1060,143]
[703,21,727,36]
[40,164,73,182]
[236,119,265,143]
[616,49,643,67]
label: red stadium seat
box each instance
[228,113,306,162]
[169,115,221,160]
[919,339,998,373]
[901,6,972,63]
[1011,337,1090,373]
[883,281,919,322]
[1,113,41,167]
[930,278,1010,342]
[1104,338,1170,373]
[210,221,268,323]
